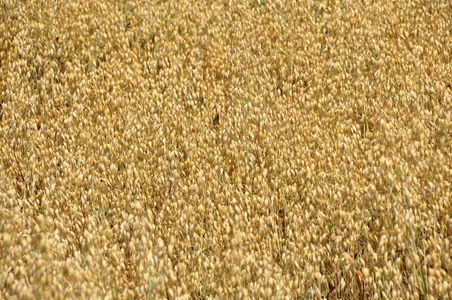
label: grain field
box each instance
[1,0,452,299]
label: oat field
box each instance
[1,0,452,299]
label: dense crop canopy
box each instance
[1,0,451,298]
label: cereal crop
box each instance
[1,0,452,298]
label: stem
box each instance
[241,97,249,173]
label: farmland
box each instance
[1,0,451,298]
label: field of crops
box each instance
[1,0,451,298]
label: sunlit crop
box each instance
[1,0,451,298]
